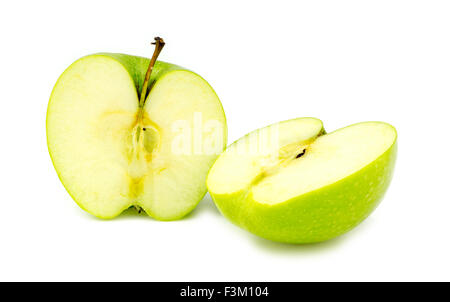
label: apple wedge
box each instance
[207,118,397,243]
[47,38,227,220]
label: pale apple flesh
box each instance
[47,54,227,220]
[207,119,397,243]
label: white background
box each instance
[0,0,449,281]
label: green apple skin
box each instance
[95,53,184,96]
[209,130,397,244]
[47,53,227,220]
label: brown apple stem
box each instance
[139,37,165,107]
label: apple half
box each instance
[207,118,397,243]
[47,50,227,220]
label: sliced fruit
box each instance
[207,119,397,243]
[47,51,227,220]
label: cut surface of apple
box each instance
[47,52,227,220]
[207,118,397,243]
